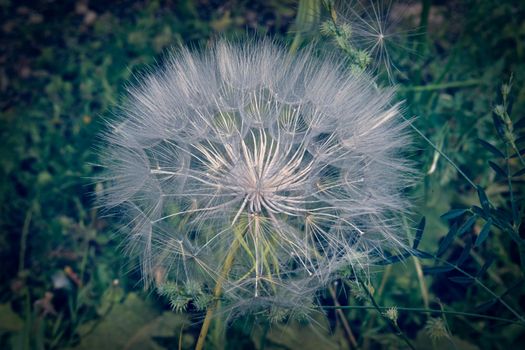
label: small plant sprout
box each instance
[98,38,415,346]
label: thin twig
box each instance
[328,285,358,348]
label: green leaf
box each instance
[475,299,497,312]
[488,161,507,177]
[413,217,425,249]
[97,285,125,316]
[457,215,478,236]
[477,186,490,213]
[477,256,495,278]
[500,279,525,298]
[515,116,525,129]
[413,250,434,259]
[449,276,474,284]
[455,239,472,266]
[437,223,458,257]
[0,304,24,333]
[475,219,492,247]
[510,148,525,158]
[251,313,342,350]
[515,134,525,144]
[470,205,485,218]
[69,293,189,350]
[378,252,412,265]
[513,168,525,177]
[423,265,455,274]
[478,139,505,158]
[440,209,468,220]
[492,114,506,139]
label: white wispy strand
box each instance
[98,38,415,316]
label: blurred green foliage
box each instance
[0,0,524,349]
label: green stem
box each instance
[357,277,416,350]
[360,265,392,349]
[403,216,430,308]
[19,202,34,274]
[195,233,243,350]
[399,79,482,93]
[289,0,320,54]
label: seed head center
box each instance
[247,171,268,213]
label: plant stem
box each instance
[195,235,242,350]
[328,285,358,348]
[289,0,320,53]
[357,277,416,350]
[322,305,524,326]
[399,79,482,93]
[402,215,430,308]
[19,201,35,274]
[361,265,391,349]
[413,256,430,308]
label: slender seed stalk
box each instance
[195,229,243,350]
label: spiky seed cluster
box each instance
[99,39,414,316]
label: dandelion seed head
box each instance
[98,38,415,316]
[335,0,422,84]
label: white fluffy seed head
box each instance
[335,0,421,84]
[98,38,415,317]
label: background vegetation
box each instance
[1,0,524,349]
